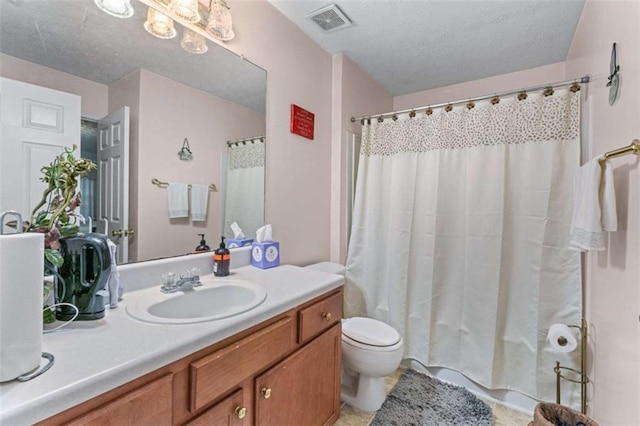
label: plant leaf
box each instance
[45,248,64,268]
[59,223,79,237]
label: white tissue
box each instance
[547,323,578,353]
[256,224,272,243]
[230,222,245,239]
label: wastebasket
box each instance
[528,402,598,426]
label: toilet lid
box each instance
[342,317,401,347]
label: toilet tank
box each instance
[304,262,345,275]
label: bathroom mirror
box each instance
[223,136,266,241]
[0,0,266,264]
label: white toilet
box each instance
[304,262,405,412]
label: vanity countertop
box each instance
[0,264,344,425]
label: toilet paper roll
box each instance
[0,233,44,381]
[546,323,578,353]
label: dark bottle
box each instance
[195,234,210,253]
[213,236,230,277]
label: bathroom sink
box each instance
[125,278,267,324]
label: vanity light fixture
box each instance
[144,7,177,39]
[206,0,235,41]
[94,0,134,18]
[170,0,201,23]
[181,28,208,54]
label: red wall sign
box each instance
[290,104,315,140]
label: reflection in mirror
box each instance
[0,0,266,264]
[223,137,266,240]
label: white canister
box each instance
[0,233,44,382]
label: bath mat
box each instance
[370,369,493,426]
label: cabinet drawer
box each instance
[298,291,342,343]
[185,388,246,426]
[66,374,173,426]
[190,317,295,412]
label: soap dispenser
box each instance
[213,236,230,277]
[195,234,210,253]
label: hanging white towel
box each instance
[191,184,209,222]
[569,157,617,251]
[168,182,189,218]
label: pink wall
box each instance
[330,53,393,262]
[0,53,108,119]
[565,0,640,423]
[133,69,265,261]
[393,61,567,110]
[222,0,334,265]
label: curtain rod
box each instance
[227,135,265,146]
[351,75,590,123]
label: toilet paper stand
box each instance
[553,318,589,414]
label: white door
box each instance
[97,107,130,264]
[0,78,80,232]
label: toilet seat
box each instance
[342,317,402,351]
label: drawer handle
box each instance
[322,312,332,322]
[261,387,272,399]
[235,406,247,419]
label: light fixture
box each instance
[181,28,208,54]
[144,7,177,39]
[205,0,235,41]
[94,0,134,18]
[170,0,201,23]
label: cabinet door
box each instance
[66,374,173,426]
[185,388,247,426]
[255,324,341,426]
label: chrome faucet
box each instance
[160,270,202,293]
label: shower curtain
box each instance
[224,139,265,238]
[345,89,582,404]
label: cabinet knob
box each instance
[124,229,135,237]
[322,312,332,322]
[235,406,247,419]
[261,387,272,399]
[111,229,123,237]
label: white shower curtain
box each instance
[345,89,583,404]
[224,139,265,238]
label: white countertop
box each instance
[0,264,343,425]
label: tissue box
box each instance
[251,241,280,269]
[226,238,254,249]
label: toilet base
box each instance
[341,373,387,412]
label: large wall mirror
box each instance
[0,0,266,264]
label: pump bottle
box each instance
[213,236,230,277]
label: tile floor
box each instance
[335,368,533,426]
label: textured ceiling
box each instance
[0,0,266,113]
[267,0,585,96]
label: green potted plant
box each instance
[26,146,96,322]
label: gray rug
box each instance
[371,369,493,426]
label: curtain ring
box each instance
[425,108,433,116]
[517,91,528,101]
[360,119,365,125]
[466,102,475,110]
[367,118,371,125]
[570,83,580,93]
[444,104,453,112]
[377,117,384,123]
[543,87,554,97]
[392,114,398,121]
[409,111,416,118]
[491,96,500,105]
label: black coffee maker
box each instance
[56,233,112,321]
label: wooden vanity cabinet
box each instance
[39,287,343,426]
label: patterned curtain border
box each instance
[362,90,580,157]
[228,139,265,170]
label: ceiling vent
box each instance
[306,4,352,33]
